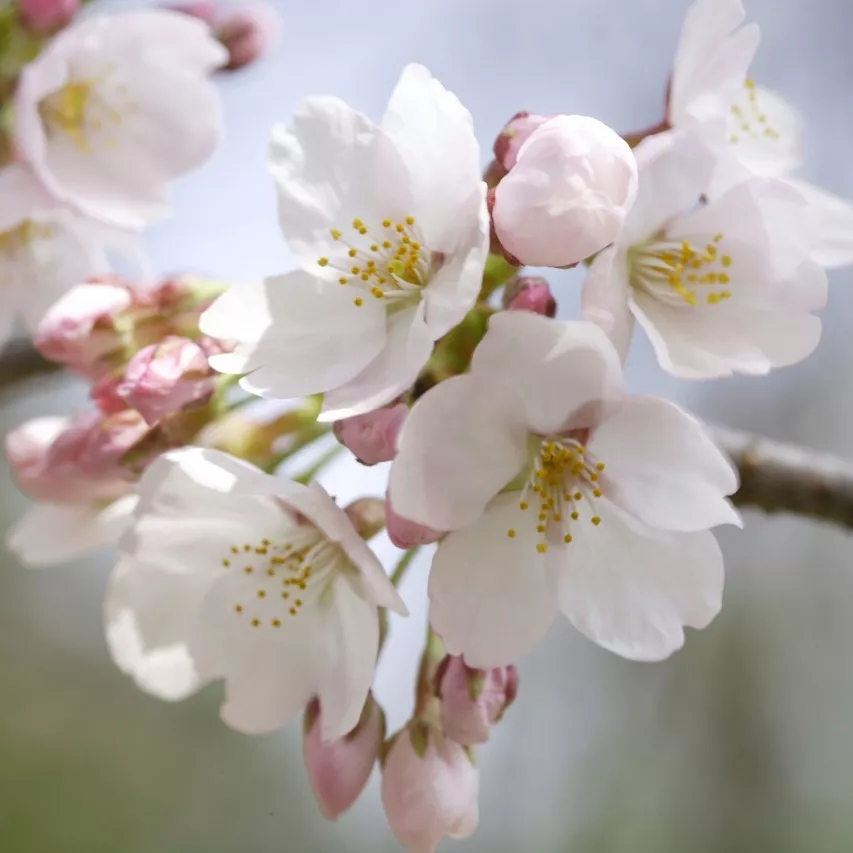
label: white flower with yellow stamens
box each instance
[199,63,489,422]
[389,311,739,667]
[668,0,853,269]
[582,131,827,378]
[13,10,226,229]
[107,447,407,738]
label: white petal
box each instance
[428,494,559,668]
[268,97,382,268]
[589,396,740,532]
[201,271,387,401]
[0,165,58,231]
[787,179,853,270]
[378,64,482,252]
[318,303,432,422]
[470,312,624,435]
[390,374,528,532]
[104,557,209,700]
[581,246,635,362]
[624,131,716,244]
[316,574,380,740]
[8,494,137,567]
[558,501,724,661]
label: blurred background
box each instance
[3,0,853,850]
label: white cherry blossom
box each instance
[109,447,407,738]
[200,63,489,422]
[390,312,739,667]
[582,131,827,378]
[14,9,226,229]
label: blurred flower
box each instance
[491,115,637,268]
[303,694,385,820]
[18,0,79,34]
[35,278,131,378]
[582,131,827,377]
[391,312,739,667]
[110,448,407,736]
[200,63,489,422]
[215,6,280,71]
[13,10,226,229]
[668,0,853,268]
[114,335,217,426]
[381,721,479,853]
[436,656,518,745]
[503,275,556,317]
[333,402,408,465]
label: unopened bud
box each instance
[344,498,387,540]
[503,276,557,317]
[35,281,131,379]
[333,403,407,465]
[303,695,385,821]
[493,111,550,172]
[115,336,215,426]
[492,115,638,269]
[386,493,443,549]
[381,720,479,853]
[18,0,79,33]
[215,6,279,71]
[436,656,519,745]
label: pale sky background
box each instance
[2,1,853,851]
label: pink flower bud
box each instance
[436,656,519,746]
[303,695,385,821]
[35,281,131,379]
[386,493,443,549]
[333,403,408,465]
[492,115,638,269]
[215,6,280,71]
[115,336,215,426]
[493,112,550,172]
[381,721,479,853]
[504,276,557,317]
[18,0,79,33]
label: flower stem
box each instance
[291,443,344,485]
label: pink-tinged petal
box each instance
[558,501,724,661]
[390,375,528,532]
[493,112,551,172]
[268,97,382,268]
[386,493,443,549]
[428,494,559,668]
[201,271,387,401]
[333,403,408,465]
[471,312,624,435]
[318,303,433,422]
[624,131,717,245]
[589,396,740,532]
[378,64,482,253]
[493,115,637,268]
[581,246,635,363]
[787,179,853,270]
[104,557,210,700]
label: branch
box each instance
[0,341,59,392]
[710,425,853,530]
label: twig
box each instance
[0,341,58,392]
[710,425,853,530]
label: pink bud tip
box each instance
[303,696,385,821]
[493,112,551,172]
[333,403,408,465]
[436,656,519,746]
[18,0,79,33]
[386,494,443,549]
[215,5,280,71]
[504,277,557,317]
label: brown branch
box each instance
[0,341,59,392]
[710,425,853,530]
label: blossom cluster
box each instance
[3,0,852,849]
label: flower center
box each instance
[629,234,734,307]
[222,525,347,628]
[0,221,53,259]
[507,437,606,554]
[728,78,781,146]
[316,216,436,310]
[39,75,134,154]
